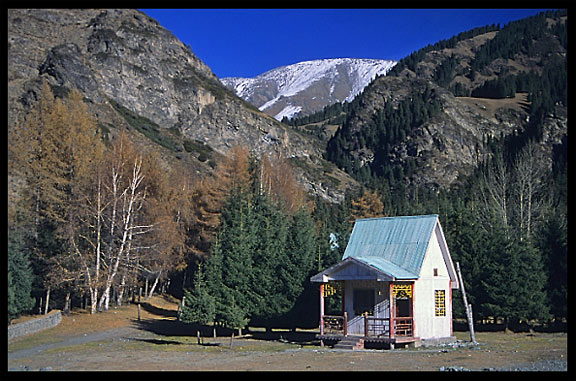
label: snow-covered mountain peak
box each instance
[221,58,396,120]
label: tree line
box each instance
[8,82,192,319]
[7,82,352,327]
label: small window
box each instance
[433,268,439,276]
[435,290,446,317]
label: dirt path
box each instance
[7,296,568,371]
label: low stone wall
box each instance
[8,310,62,341]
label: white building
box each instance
[310,215,459,349]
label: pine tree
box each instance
[8,229,35,321]
[250,191,287,324]
[478,215,549,327]
[180,263,215,328]
[219,287,249,341]
[218,185,258,316]
[280,208,317,318]
[538,210,567,320]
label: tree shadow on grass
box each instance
[131,319,222,347]
[131,337,183,346]
[131,313,318,346]
[132,317,196,337]
[139,301,178,319]
[248,330,318,345]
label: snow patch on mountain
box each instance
[221,58,396,120]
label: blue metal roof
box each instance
[342,215,439,279]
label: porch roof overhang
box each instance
[310,256,418,283]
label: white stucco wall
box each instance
[413,225,453,339]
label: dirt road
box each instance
[7,296,568,371]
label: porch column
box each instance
[389,282,395,340]
[320,283,325,337]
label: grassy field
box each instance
[8,295,567,371]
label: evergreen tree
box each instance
[218,186,258,316]
[538,210,567,320]
[442,198,484,317]
[219,287,249,339]
[281,208,317,311]
[180,263,215,327]
[8,229,35,321]
[250,191,288,324]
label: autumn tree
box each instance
[350,189,386,221]
[258,153,309,214]
[187,145,252,260]
[137,155,190,299]
[8,82,105,314]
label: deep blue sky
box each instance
[141,9,551,78]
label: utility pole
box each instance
[456,262,477,344]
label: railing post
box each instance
[344,312,348,336]
[364,312,368,337]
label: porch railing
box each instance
[321,313,348,335]
[321,314,413,338]
[365,316,390,337]
[365,316,413,337]
[393,317,413,337]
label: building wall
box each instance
[413,226,453,339]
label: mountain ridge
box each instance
[221,58,396,120]
[322,11,567,191]
[8,8,357,203]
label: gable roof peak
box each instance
[342,214,439,278]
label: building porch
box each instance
[317,280,419,349]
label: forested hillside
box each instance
[291,9,568,327]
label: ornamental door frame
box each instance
[390,282,414,318]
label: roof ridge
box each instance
[354,214,438,222]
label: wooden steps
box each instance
[333,336,364,350]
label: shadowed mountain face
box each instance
[8,8,357,202]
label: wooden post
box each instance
[410,282,415,337]
[137,287,142,321]
[389,282,395,340]
[341,281,345,316]
[319,283,325,337]
[343,311,348,337]
[456,262,477,344]
[389,284,396,350]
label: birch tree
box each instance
[512,142,546,239]
[97,130,148,311]
[478,152,511,233]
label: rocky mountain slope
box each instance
[221,58,396,120]
[322,12,567,191]
[8,9,356,202]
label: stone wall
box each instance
[8,310,62,341]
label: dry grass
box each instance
[8,295,567,371]
[457,92,530,121]
[8,295,179,349]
